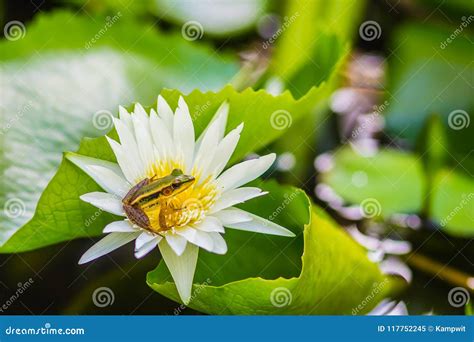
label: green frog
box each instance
[122,169,195,232]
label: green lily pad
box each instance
[385,22,474,145]
[430,169,474,237]
[0,11,238,245]
[320,146,474,236]
[320,147,427,217]
[0,85,324,253]
[148,181,396,314]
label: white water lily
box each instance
[67,96,294,304]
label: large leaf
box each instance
[430,169,474,237]
[320,146,474,236]
[385,22,473,145]
[147,181,397,314]
[0,11,238,244]
[0,85,325,253]
[270,0,365,82]
[320,147,427,216]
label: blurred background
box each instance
[0,0,472,315]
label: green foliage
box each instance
[0,11,238,245]
[148,182,395,314]
[271,0,365,82]
[321,147,427,216]
[267,0,365,183]
[320,147,474,236]
[385,22,473,145]
[430,170,474,237]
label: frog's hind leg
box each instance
[123,204,151,230]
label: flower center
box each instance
[145,181,217,233]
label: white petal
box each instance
[176,227,214,252]
[205,123,243,178]
[149,110,174,160]
[208,232,227,254]
[132,114,155,170]
[193,216,225,233]
[196,101,229,147]
[193,113,226,175]
[135,236,161,259]
[106,137,143,183]
[212,101,229,141]
[78,232,140,264]
[210,187,266,214]
[133,103,149,124]
[159,240,199,304]
[157,95,174,133]
[165,233,188,256]
[103,220,138,233]
[173,97,195,172]
[224,208,295,237]
[135,231,158,250]
[113,117,144,171]
[215,153,275,192]
[212,208,252,225]
[66,153,130,197]
[80,192,125,216]
[118,106,133,132]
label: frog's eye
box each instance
[162,186,174,196]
